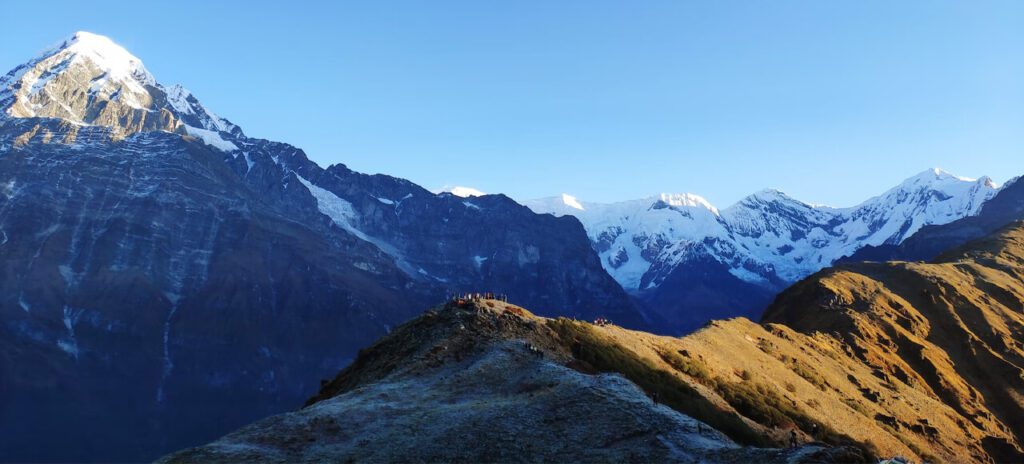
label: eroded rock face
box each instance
[0,33,647,461]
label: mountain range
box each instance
[0,32,645,461]
[165,216,1024,463]
[525,170,1000,331]
[2,32,1020,462]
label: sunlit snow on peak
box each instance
[657,193,717,214]
[561,194,584,211]
[524,168,998,291]
[436,186,486,198]
[52,31,154,87]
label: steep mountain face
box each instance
[525,170,998,332]
[0,33,644,462]
[0,32,240,138]
[160,299,873,463]
[845,175,1024,263]
[763,222,1024,463]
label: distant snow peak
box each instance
[561,193,584,211]
[743,188,795,204]
[978,176,997,189]
[918,167,977,184]
[526,168,998,292]
[437,186,485,198]
[657,193,717,214]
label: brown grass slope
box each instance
[764,221,1024,463]
[299,292,1018,462]
[162,300,868,463]
[304,302,921,461]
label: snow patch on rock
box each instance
[183,126,237,152]
[436,186,485,198]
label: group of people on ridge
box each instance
[450,292,508,302]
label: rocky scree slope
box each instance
[526,170,998,333]
[160,299,871,464]
[764,221,1024,463]
[0,32,644,461]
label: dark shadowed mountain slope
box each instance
[0,33,646,462]
[636,246,778,333]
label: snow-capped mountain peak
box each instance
[164,84,239,135]
[436,186,486,197]
[526,169,999,293]
[52,31,154,88]
[561,193,585,211]
[657,193,718,214]
[0,31,240,149]
[1,32,154,117]
[922,167,972,182]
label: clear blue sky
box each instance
[1,1,1021,207]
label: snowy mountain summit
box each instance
[0,31,239,149]
[0,32,648,461]
[435,185,486,197]
[525,168,998,299]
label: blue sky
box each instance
[1,1,1021,207]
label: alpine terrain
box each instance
[525,170,999,332]
[0,32,647,461]
[763,220,1024,463]
[845,175,1024,263]
[165,212,1024,464]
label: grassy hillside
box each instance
[765,221,1024,463]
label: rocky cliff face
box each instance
[0,33,644,462]
[526,169,1000,332]
[763,221,1024,463]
